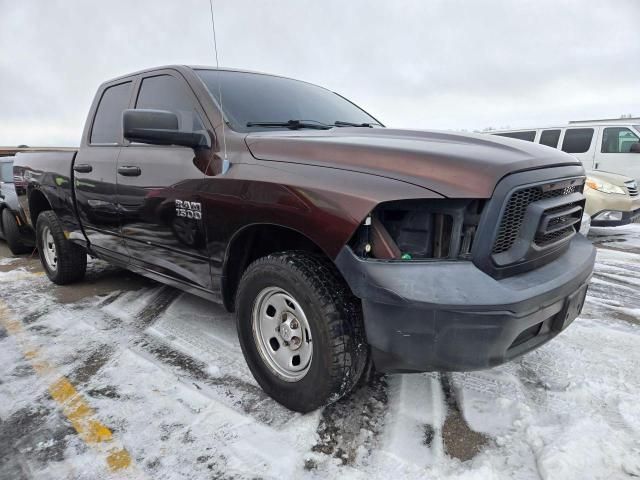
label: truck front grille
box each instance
[492,184,581,254]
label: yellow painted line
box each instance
[0,302,139,474]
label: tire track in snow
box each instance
[306,370,388,469]
[0,272,311,476]
[440,373,490,462]
[130,333,295,427]
[309,371,493,471]
[582,246,640,324]
[513,325,640,436]
[589,226,640,255]
[134,287,182,329]
[9,276,297,430]
[374,372,446,472]
[91,286,298,428]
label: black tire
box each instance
[2,208,31,255]
[235,251,368,412]
[36,210,87,285]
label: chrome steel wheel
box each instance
[41,226,57,271]
[252,287,313,382]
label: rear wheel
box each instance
[36,211,87,284]
[235,251,368,412]
[2,209,31,255]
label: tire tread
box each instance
[236,251,368,411]
[36,211,87,284]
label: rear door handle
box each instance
[117,166,141,177]
[73,164,93,173]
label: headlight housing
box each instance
[586,177,626,195]
[349,199,485,260]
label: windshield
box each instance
[0,161,13,183]
[196,70,381,132]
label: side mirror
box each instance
[123,109,209,149]
[630,142,640,153]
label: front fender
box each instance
[214,160,444,259]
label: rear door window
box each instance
[90,82,133,144]
[495,131,536,142]
[561,128,594,154]
[539,129,561,148]
[601,127,640,153]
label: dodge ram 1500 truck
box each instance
[14,66,596,412]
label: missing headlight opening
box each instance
[350,199,485,260]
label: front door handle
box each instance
[117,166,141,177]
[73,164,93,173]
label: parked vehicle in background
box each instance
[0,156,34,254]
[489,118,640,180]
[584,170,640,226]
[13,65,595,412]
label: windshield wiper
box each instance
[246,120,331,130]
[334,120,381,128]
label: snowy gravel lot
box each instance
[1,226,639,480]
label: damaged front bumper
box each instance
[335,234,596,373]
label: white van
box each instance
[489,118,640,180]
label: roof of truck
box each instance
[104,65,305,85]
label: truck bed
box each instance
[13,150,81,240]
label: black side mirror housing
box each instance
[123,109,210,149]
[630,142,640,154]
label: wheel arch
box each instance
[27,188,53,227]
[221,223,329,311]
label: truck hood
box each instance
[245,128,581,198]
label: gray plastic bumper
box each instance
[335,234,596,372]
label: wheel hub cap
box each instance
[41,226,57,271]
[279,323,293,341]
[252,287,313,382]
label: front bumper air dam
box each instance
[335,235,596,372]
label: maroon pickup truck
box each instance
[13,66,595,412]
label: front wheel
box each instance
[36,211,87,285]
[235,251,368,412]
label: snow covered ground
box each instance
[1,225,639,480]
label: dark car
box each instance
[0,156,34,254]
[13,66,595,412]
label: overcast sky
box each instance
[1,0,638,146]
